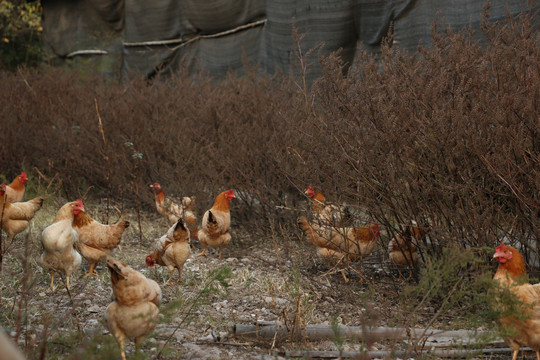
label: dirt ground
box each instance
[0,203,519,360]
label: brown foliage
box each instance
[0,10,538,262]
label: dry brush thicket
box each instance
[0,3,538,290]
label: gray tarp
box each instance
[41,0,537,83]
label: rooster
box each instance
[197,189,235,259]
[40,201,83,289]
[492,243,540,360]
[305,186,353,228]
[72,200,130,276]
[388,225,430,279]
[0,183,44,243]
[298,216,380,281]
[5,171,28,203]
[106,256,161,360]
[149,182,198,240]
[145,219,191,284]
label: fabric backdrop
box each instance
[41,0,536,83]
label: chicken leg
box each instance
[167,269,174,284]
[120,339,127,360]
[135,336,144,355]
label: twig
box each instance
[0,193,5,271]
[95,98,111,224]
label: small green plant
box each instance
[331,316,345,356]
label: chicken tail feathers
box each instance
[174,219,187,232]
[107,257,127,284]
[208,210,217,225]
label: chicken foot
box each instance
[196,246,208,257]
[84,263,98,277]
[48,274,72,290]
[165,269,183,284]
[396,266,414,281]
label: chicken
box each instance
[305,186,353,228]
[105,256,161,360]
[72,200,130,276]
[492,243,540,360]
[298,216,380,281]
[149,182,198,240]
[197,189,235,259]
[145,219,191,284]
[149,182,183,226]
[181,196,199,241]
[388,225,430,279]
[40,200,83,289]
[5,171,27,203]
[0,327,26,360]
[0,183,44,243]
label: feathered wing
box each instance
[166,198,183,221]
[6,197,44,220]
[299,217,378,261]
[75,213,129,250]
[315,204,354,227]
[298,216,340,250]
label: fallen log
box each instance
[284,347,533,359]
[233,321,496,345]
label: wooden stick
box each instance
[233,322,495,343]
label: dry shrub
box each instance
[0,8,538,261]
[303,8,539,261]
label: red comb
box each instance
[21,171,27,178]
[76,199,84,207]
[495,242,505,251]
